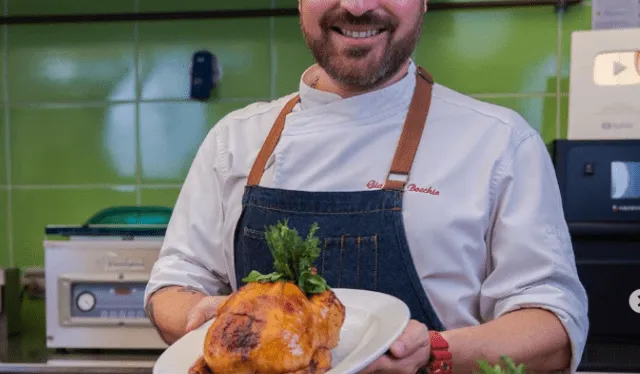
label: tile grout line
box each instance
[10,184,182,190]
[471,92,558,99]
[269,0,277,100]
[134,0,142,206]
[555,6,564,140]
[0,92,564,105]
[3,0,14,267]
[1,97,271,108]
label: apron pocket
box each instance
[239,226,272,281]
[320,235,379,291]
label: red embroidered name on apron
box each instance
[366,180,440,195]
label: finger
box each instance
[185,298,220,331]
[389,320,430,358]
[359,355,394,374]
[185,297,225,332]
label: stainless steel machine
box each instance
[44,206,172,351]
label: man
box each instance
[144,0,589,373]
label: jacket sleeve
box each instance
[480,131,589,373]
[144,124,231,309]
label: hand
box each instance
[185,296,228,332]
[360,319,431,374]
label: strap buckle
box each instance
[382,172,409,191]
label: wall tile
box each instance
[415,6,558,94]
[560,3,592,92]
[559,95,569,139]
[7,0,135,15]
[12,188,136,267]
[10,104,137,185]
[0,108,6,186]
[206,100,260,128]
[273,17,314,97]
[0,44,4,105]
[0,189,9,267]
[138,19,271,101]
[477,96,558,144]
[138,0,268,12]
[273,0,297,7]
[140,188,181,208]
[139,100,255,184]
[7,23,135,103]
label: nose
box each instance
[339,0,381,16]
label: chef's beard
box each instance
[301,8,424,91]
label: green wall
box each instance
[0,0,592,268]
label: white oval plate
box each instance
[154,288,410,374]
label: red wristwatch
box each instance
[425,331,453,374]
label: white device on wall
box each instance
[568,28,640,140]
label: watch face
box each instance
[593,51,640,86]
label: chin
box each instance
[326,57,395,89]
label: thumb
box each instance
[185,296,226,332]
[389,320,430,358]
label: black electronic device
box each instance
[552,139,640,372]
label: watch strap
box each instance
[426,331,452,374]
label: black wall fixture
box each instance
[0,0,583,25]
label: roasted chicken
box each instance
[188,221,346,374]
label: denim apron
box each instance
[232,66,446,332]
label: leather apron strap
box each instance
[246,66,435,191]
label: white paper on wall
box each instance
[592,0,640,30]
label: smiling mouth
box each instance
[331,27,386,39]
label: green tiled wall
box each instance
[0,0,593,268]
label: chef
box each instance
[144,0,589,373]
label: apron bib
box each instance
[232,67,445,331]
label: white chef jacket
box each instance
[145,61,588,372]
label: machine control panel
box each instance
[554,140,640,222]
[57,274,153,328]
[70,282,148,320]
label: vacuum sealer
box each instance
[44,206,172,351]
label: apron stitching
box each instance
[322,239,327,275]
[393,215,442,329]
[373,234,379,291]
[243,227,264,239]
[356,236,361,288]
[338,235,345,288]
[243,204,398,215]
[243,236,248,283]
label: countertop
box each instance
[2,299,640,374]
[0,299,159,374]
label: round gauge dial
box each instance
[76,292,96,312]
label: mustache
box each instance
[319,10,398,31]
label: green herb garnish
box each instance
[475,356,527,374]
[241,219,329,295]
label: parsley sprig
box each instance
[475,356,527,374]
[241,219,329,295]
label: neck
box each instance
[302,59,412,98]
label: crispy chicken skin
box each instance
[188,281,346,374]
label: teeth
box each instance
[339,29,380,38]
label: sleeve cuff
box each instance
[494,296,588,374]
[144,254,230,310]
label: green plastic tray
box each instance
[85,206,173,225]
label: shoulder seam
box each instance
[432,87,531,131]
[488,131,539,204]
[222,94,298,122]
[206,123,230,177]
